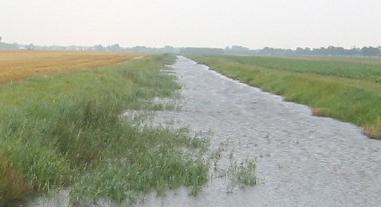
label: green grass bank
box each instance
[193,55,381,139]
[0,55,208,205]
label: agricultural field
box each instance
[0,52,208,205]
[0,51,140,83]
[194,55,381,139]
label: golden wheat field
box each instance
[0,51,141,84]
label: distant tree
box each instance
[163,45,176,53]
[361,47,380,56]
[253,45,381,57]
[26,44,35,50]
[93,44,105,51]
[108,44,121,51]
[180,47,225,55]
[348,47,359,56]
[225,45,251,55]
[0,36,2,43]
[231,45,250,51]
[131,46,148,53]
[326,46,346,56]
[295,47,304,55]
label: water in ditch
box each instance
[28,56,381,207]
[134,56,381,207]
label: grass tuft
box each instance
[0,153,31,203]
[226,159,257,193]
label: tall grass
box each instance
[194,55,381,139]
[0,55,208,205]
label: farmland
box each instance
[0,52,208,205]
[194,55,381,139]
[0,51,140,83]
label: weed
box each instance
[226,160,257,193]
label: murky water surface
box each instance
[29,56,381,207]
[136,56,381,207]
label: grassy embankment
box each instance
[0,52,208,205]
[194,56,381,139]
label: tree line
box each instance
[0,37,380,57]
[255,46,381,57]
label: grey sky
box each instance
[1,0,380,49]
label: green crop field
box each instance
[0,54,208,205]
[193,55,381,139]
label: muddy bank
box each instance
[136,56,381,207]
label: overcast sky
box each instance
[1,0,380,49]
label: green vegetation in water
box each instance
[0,55,208,206]
[209,138,257,193]
[194,55,381,139]
[226,159,257,193]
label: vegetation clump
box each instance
[226,159,257,193]
[0,55,208,205]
